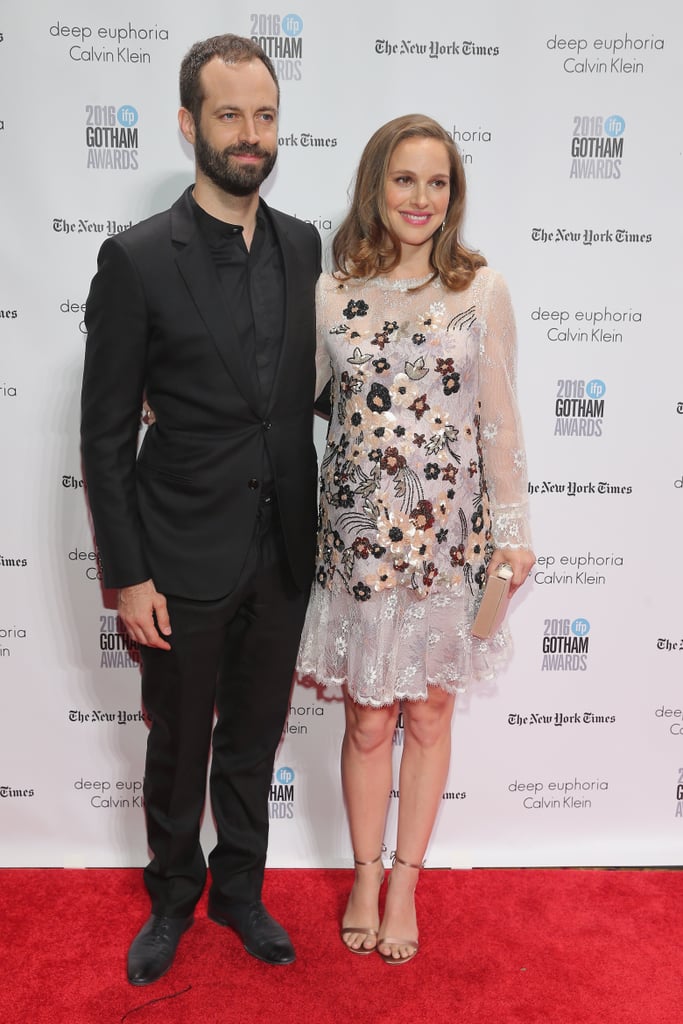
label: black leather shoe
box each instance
[208,900,295,965]
[127,913,194,986]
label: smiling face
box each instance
[384,137,451,257]
[180,56,279,197]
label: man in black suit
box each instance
[81,34,320,985]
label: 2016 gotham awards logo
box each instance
[250,12,303,80]
[570,114,625,179]
[99,613,140,669]
[542,617,591,671]
[555,378,606,436]
[269,766,295,818]
[85,104,139,170]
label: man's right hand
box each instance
[118,579,172,650]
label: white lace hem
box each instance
[296,579,513,707]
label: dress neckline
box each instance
[365,273,439,293]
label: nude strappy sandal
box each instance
[377,854,421,965]
[340,852,384,955]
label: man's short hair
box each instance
[179,34,279,123]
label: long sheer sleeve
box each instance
[478,270,532,549]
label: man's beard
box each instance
[194,127,277,197]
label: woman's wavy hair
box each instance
[333,114,486,292]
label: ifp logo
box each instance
[585,379,606,400]
[282,14,303,35]
[270,766,295,819]
[603,115,625,137]
[117,105,138,127]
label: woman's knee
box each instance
[344,699,398,754]
[402,690,455,748]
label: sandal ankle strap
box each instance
[391,853,425,870]
[353,852,383,866]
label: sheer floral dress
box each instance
[296,267,532,707]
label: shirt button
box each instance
[248,479,259,489]
[262,420,272,431]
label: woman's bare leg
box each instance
[378,687,456,960]
[340,689,399,951]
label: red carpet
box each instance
[1,868,680,1023]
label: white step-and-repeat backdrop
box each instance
[1,1,681,868]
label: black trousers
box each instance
[139,500,309,917]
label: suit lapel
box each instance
[170,190,261,412]
[264,205,301,414]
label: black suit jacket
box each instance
[81,188,321,598]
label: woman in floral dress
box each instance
[297,114,535,964]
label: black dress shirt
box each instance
[191,195,285,495]
[190,194,285,405]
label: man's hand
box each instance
[118,579,172,650]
